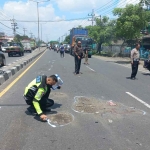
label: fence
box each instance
[101,45,150,59]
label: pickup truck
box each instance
[6,42,24,57]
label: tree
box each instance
[86,16,116,53]
[113,4,150,41]
[64,35,70,44]
[14,34,29,42]
[77,25,83,28]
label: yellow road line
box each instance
[0,50,47,98]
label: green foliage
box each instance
[50,41,59,45]
[64,35,70,44]
[113,4,150,40]
[14,34,29,42]
[86,16,116,52]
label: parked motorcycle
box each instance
[143,59,150,71]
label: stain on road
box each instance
[72,96,145,119]
[47,112,74,127]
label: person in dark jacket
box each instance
[84,45,89,65]
[74,41,83,75]
[24,75,61,121]
[60,43,65,58]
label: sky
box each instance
[0,0,139,42]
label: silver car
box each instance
[0,51,6,67]
[1,43,9,53]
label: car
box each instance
[6,42,24,57]
[64,44,70,53]
[0,50,6,67]
[1,43,9,53]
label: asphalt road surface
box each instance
[0,49,150,150]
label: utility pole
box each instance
[29,32,33,39]
[11,18,18,38]
[88,9,95,26]
[23,28,27,36]
[41,24,42,42]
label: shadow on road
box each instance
[51,103,62,109]
[106,61,131,64]
[115,61,131,64]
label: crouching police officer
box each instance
[23,75,61,121]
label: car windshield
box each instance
[2,43,8,47]
[10,43,20,46]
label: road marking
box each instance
[126,92,150,109]
[0,50,47,98]
[86,66,95,72]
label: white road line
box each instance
[126,92,150,109]
[86,66,95,72]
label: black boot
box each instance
[27,106,37,115]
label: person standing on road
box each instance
[84,45,89,65]
[130,43,140,80]
[74,41,83,75]
[23,75,62,122]
[0,43,2,51]
[60,43,65,58]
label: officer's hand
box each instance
[40,114,47,121]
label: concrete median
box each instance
[0,47,47,85]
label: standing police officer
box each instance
[130,43,140,80]
[74,41,83,75]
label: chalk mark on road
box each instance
[126,92,150,109]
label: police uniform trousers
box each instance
[24,87,54,111]
[131,61,139,78]
[75,55,81,74]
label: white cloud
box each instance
[0,0,111,42]
[55,0,110,13]
[117,0,140,8]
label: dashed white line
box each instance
[126,92,150,109]
[86,66,95,72]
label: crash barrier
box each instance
[0,48,46,86]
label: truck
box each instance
[70,28,93,58]
[6,42,24,57]
[30,40,36,50]
[21,40,32,53]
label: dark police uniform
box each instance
[24,75,54,115]
[74,45,83,74]
[131,48,140,79]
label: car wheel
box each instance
[1,58,6,66]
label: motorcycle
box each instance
[57,47,59,53]
[143,59,150,71]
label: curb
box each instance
[0,50,45,86]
